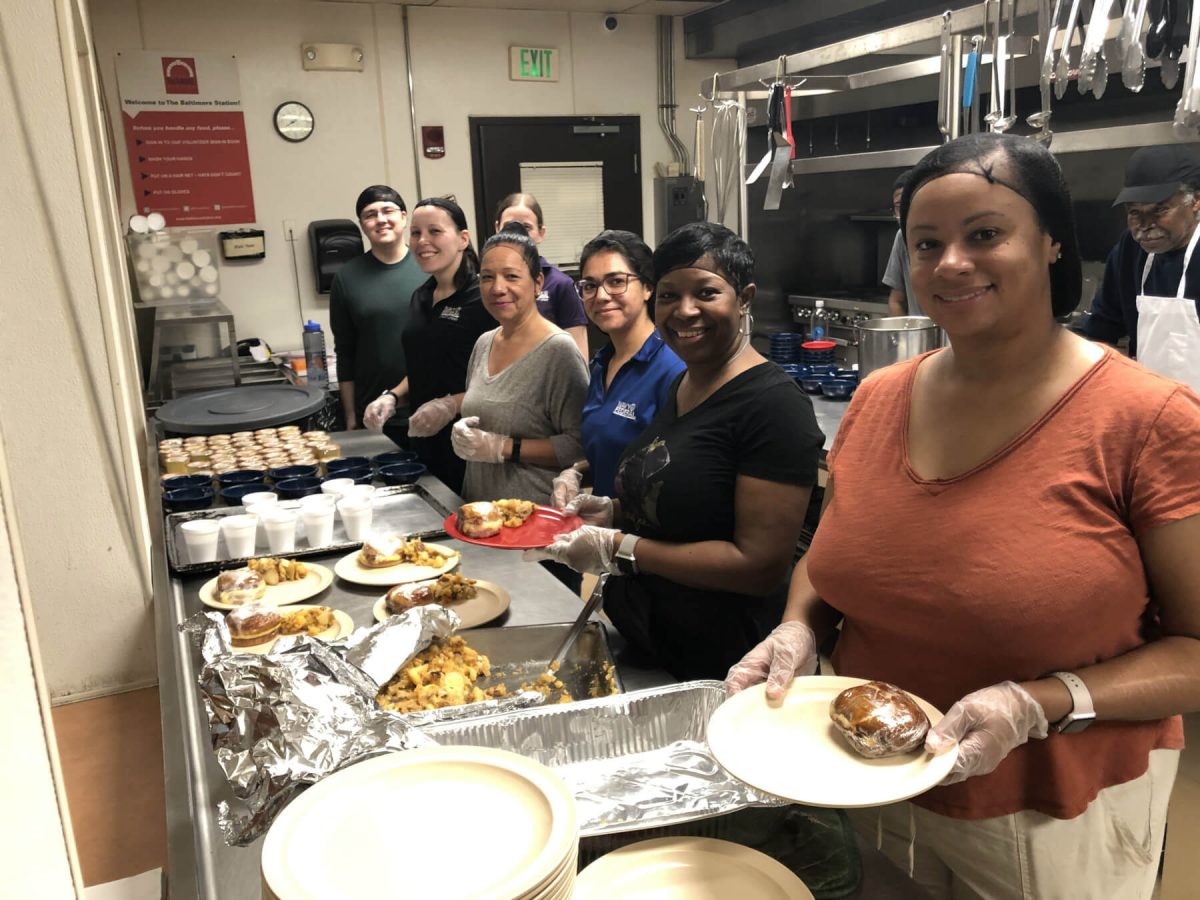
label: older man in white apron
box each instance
[1084,145,1200,391]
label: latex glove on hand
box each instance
[451,416,507,463]
[551,466,584,508]
[362,393,396,432]
[563,492,614,527]
[408,395,459,438]
[724,621,818,700]
[926,681,1049,785]
[523,525,620,575]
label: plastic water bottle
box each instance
[302,320,329,390]
[811,300,828,341]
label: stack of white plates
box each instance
[261,746,578,899]
[573,837,814,899]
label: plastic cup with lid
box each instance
[336,497,373,541]
[261,508,298,553]
[220,514,259,558]
[180,519,220,563]
[321,478,355,499]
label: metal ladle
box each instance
[1057,0,1085,98]
[1029,0,1065,142]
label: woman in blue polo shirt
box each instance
[495,193,590,358]
[552,230,685,504]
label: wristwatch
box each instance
[614,533,640,576]
[1047,671,1095,734]
[381,389,402,405]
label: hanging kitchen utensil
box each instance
[985,0,1004,127]
[1148,0,1172,57]
[1164,0,1190,88]
[744,82,781,186]
[1172,0,1200,131]
[1029,0,1060,144]
[1123,0,1152,90]
[691,103,707,183]
[763,85,792,209]
[1008,0,1020,119]
[1078,0,1114,94]
[938,11,954,139]
[1057,0,1087,97]
[964,36,983,133]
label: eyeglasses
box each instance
[361,206,404,223]
[576,272,643,299]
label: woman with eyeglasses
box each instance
[495,193,590,358]
[528,222,824,679]
[363,197,494,494]
[550,231,685,507]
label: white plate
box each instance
[232,605,354,654]
[573,836,813,900]
[199,563,333,610]
[333,543,459,586]
[371,579,510,630]
[707,676,957,809]
[261,746,578,900]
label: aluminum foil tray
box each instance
[422,679,782,836]
[165,483,453,573]
[386,622,624,727]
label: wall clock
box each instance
[274,101,314,142]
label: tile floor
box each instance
[52,686,1200,899]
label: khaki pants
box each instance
[847,749,1180,900]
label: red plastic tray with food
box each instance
[443,499,583,549]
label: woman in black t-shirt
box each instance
[527,223,824,679]
[363,197,493,494]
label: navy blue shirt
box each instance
[537,258,588,329]
[581,331,685,498]
[1083,231,1200,358]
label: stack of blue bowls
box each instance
[769,332,807,365]
[801,340,837,367]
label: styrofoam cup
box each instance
[321,478,355,499]
[336,497,373,541]
[299,493,336,512]
[241,491,278,507]
[180,519,220,563]
[301,506,335,547]
[339,484,376,503]
[220,514,258,557]
[261,508,298,553]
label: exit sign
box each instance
[509,46,559,82]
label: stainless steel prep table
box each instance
[151,428,927,899]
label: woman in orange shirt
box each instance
[727,133,1200,899]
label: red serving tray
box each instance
[442,505,583,549]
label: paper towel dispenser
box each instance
[308,219,364,294]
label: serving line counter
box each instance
[151,427,925,899]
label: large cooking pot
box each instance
[856,317,943,378]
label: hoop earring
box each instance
[741,311,755,337]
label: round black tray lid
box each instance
[155,384,325,434]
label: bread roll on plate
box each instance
[829,681,930,759]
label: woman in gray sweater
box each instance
[452,223,589,509]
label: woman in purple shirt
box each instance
[552,230,685,504]
[495,193,589,357]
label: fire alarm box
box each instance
[422,126,445,159]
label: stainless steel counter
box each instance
[152,428,926,899]
[811,394,849,456]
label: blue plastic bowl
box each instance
[326,456,370,473]
[217,469,267,487]
[219,482,270,504]
[162,474,212,492]
[163,486,214,512]
[268,464,319,482]
[821,380,856,400]
[799,377,826,394]
[379,462,428,486]
[275,476,324,499]
[372,450,419,469]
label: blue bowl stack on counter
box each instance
[769,332,807,365]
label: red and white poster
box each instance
[115,51,256,226]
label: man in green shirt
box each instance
[329,185,428,438]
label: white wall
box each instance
[2,0,155,700]
[90,0,731,354]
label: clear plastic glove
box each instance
[926,681,1049,785]
[564,492,614,527]
[408,395,459,438]
[522,525,620,575]
[451,416,507,463]
[551,466,584,508]
[363,393,396,432]
[724,622,818,700]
